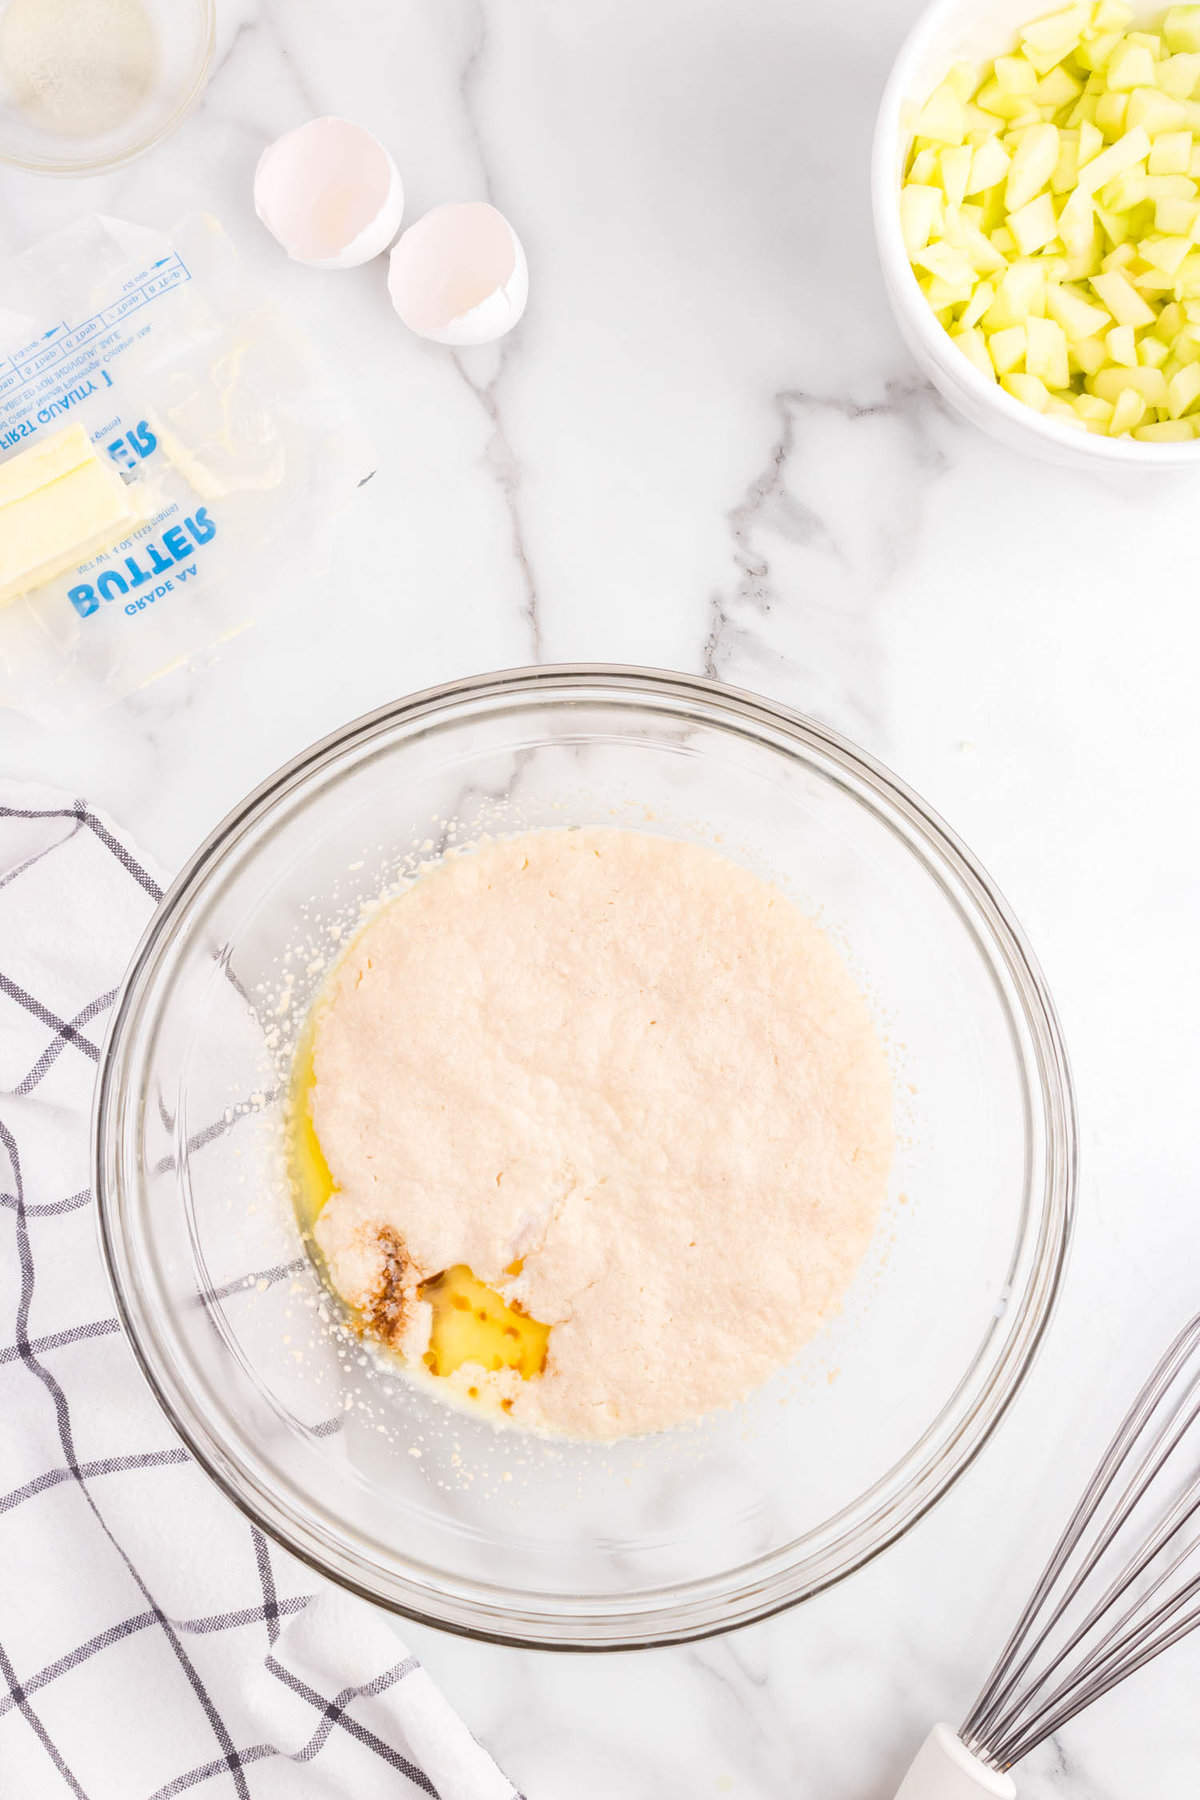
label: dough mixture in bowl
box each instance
[297,828,894,1439]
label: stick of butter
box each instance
[0,423,145,607]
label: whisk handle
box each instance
[892,1726,1017,1800]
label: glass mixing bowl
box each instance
[95,666,1076,1649]
[0,0,213,175]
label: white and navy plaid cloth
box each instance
[0,787,522,1800]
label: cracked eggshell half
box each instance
[254,117,404,269]
[388,202,528,345]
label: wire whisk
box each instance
[893,1312,1200,1799]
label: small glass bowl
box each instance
[0,0,213,175]
[95,666,1076,1649]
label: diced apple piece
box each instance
[1070,331,1109,372]
[1046,280,1112,335]
[1143,172,1198,194]
[1101,239,1138,268]
[1098,168,1148,209]
[1075,124,1151,194]
[1167,357,1200,410]
[940,144,974,206]
[1138,332,1170,365]
[1094,201,1135,246]
[1100,242,1136,274]
[1127,87,1188,132]
[944,209,1011,272]
[961,280,996,327]
[1007,121,1061,207]
[1038,65,1084,107]
[909,146,940,183]
[1155,299,1186,336]
[916,83,968,143]
[977,78,1039,120]
[1059,186,1098,252]
[1140,232,1195,275]
[1094,0,1135,30]
[925,273,975,307]
[1077,29,1124,73]
[1066,234,1105,277]
[912,241,975,285]
[1134,416,1197,435]
[983,258,1048,327]
[952,326,997,378]
[1052,129,1082,191]
[1106,321,1138,362]
[1110,385,1148,429]
[1020,3,1090,68]
[1095,90,1130,136]
[1174,247,1200,290]
[1079,118,1105,164]
[1025,313,1072,383]
[989,324,1029,372]
[1001,370,1052,407]
[1090,267,1157,321]
[1154,194,1200,230]
[900,184,945,253]
[1158,52,1200,97]
[1070,390,1114,421]
[991,224,1019,254]
[1106,42,1158,90]
[978,187,1009,232]
[1009,191,1060,252]
[996,53,1039,93]
[1091,361,1169,401]
[1149,129,1194,173]
[1164,6,1200,54]
[946,60,983,101]
[1134,268,1178,293]
[967,136,1011,193]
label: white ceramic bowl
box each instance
[872,0,1200,468]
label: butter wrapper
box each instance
[0,213,374,723]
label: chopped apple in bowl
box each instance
[901,2,1200,439]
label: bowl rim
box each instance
[871,0,1200,465]
[94,663,1078,1650]
[0,0,215,176]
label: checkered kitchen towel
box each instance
[0,788,521,1800]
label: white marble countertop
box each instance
[3,1,1199,1795]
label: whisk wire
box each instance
[958,1313,1200,1771]
[978,1389,1200,1759]
[961,1341,1173,1751]
[997,1564,1200,1766]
